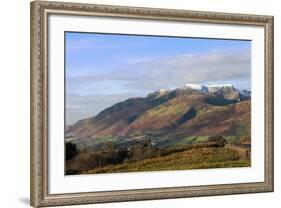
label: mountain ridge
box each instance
[66,84,251,145]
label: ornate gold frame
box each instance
[30,1,274,207]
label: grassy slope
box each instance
[83,147,250,174]
[157,135,243,148]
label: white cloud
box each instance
[67,48,250,95]
[66,48,251,123]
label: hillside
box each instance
[65,84,251,174]
[66,84,250,146]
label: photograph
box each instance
[30,1,273,206]
[65,32,252,175]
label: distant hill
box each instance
[66,84,251,149]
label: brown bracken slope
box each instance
[66,87,251,140]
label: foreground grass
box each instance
[83,147,250,174]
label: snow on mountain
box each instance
[147,88,170,98]
[206,84,233,93]
[149,83,250,99]
[182,83,250,98]
[183,83,208,92]
[206,84,233,88]
[239,90,251,97]
[183,83,234,93]
[155,89,169,97]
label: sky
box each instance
[65,32,251,124]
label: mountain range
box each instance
[66,83,251,149]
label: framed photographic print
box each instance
[30,1,274,207]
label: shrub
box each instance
[65,142,78,161]
[207,136,227,146]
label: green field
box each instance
[158,135,244,148]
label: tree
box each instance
[65,142,78,161]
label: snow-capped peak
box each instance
[239,89,251,97]
[146,88,169,98]
[183,83,239,94]
[184,83,208,92]
[150,83,250,99]
[206,84,233,88]
[206,84,233,93]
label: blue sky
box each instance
[65,32,251,124]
